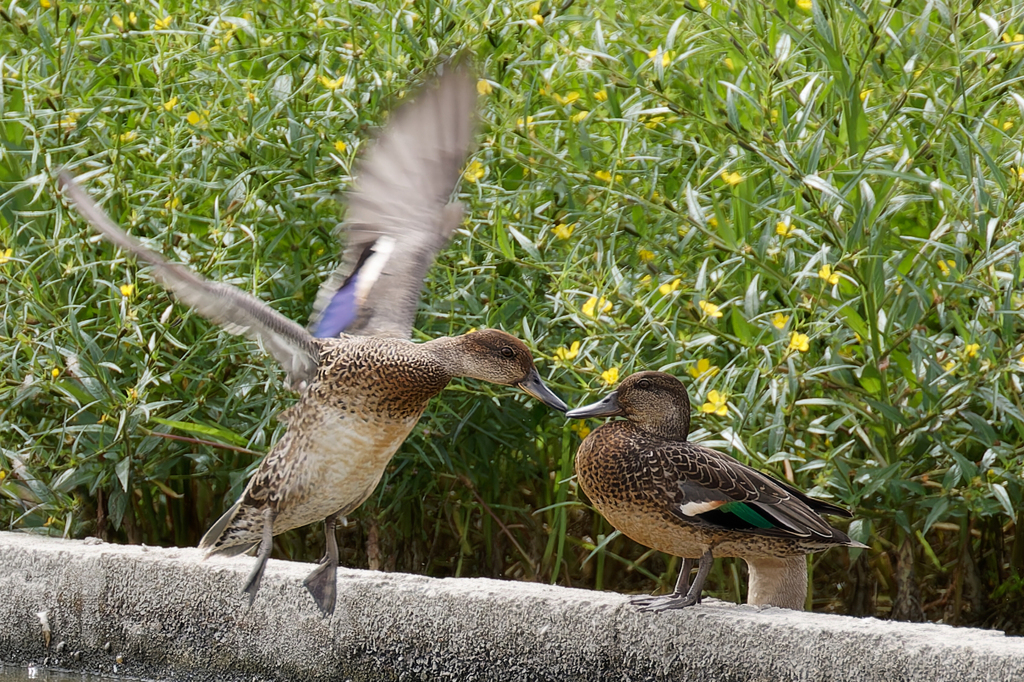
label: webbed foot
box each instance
[243,508,276,606]
[303,512,341,615]
[303,561,338,615]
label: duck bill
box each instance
[566,391,623,419]
[517,369,568,412]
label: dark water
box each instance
[0,667,110,681]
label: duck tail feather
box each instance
[198,498,244,555]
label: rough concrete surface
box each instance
[0,532,1021,681]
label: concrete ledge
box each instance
[0,532,1021,681]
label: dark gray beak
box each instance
[517,369,569,412]
[566,391,623,419]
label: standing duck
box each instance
[566,371,863,611]
[57,67,568,615]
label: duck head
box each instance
[566,370,691,440]
[431,329,568,412]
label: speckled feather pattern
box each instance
[201,335,450,554]
[575,421,854,560]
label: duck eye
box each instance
[637,379,652,389]
[500,347,515,358]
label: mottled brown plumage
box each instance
[567,371,864,611]
[58,66,568,616]
[201,332,551,556]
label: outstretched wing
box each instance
[309,64,478,339]
[660,441,849,542]
[58,172,319,392]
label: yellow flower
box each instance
[723,57,735,72]
[118,130,137,143]
[1003,33,1024,52]
[771,312,789,329]
[0,248,12,265]
[571,110,589,124]
[788,332,810,353]
[689,358,719,380]
[796,0,812,10]
[594,170,622,183]
[333,140,347,154]
[186,110,207,127]
[51,368,60,379]
[553,223,575,240]
[553,92,580,106]
[554,340,580,361]
[163,96,178,111]
[937,259,955,276]
[318,75,345,90]
[1012,166,1024,182]
[59,111,82,132]
[1004,121,1015,131]
[41,0,51,7]
[647,49,672,68]
[582,296,611,318]
[659,278,681,295]
[964,343,980,358]
[528,1,541,14]
[164,196,181,211]
[818,263,839,285]
[721,170,743,186]
[699,300,723,319]
[601,367,619,385]
[859,89,872,102]
[701,390,729,417]
[594,90,608,102]
[477,80,493,96]
[533,13,544,24]
[463,160,486,183]
[776,221,793,237]
[516,116,535,128]
[154,15,172,30]
[120,283,135,297]
[644,116,665,129]
[111,14,124,29]
[640,275,652,285]
[638,249,654,263]
[707,216,718,228]
[0,469,5,482]
[942,360,956,372]
[128,11,137,25]
[570,421,591,439]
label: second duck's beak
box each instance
[566,391,623,419]
[517,369,569,412]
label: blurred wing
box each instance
[58,171,319,391]
[310,65,478,339]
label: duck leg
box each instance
[303,512,340,615]
[243,507,276,606]
[630,558,693,608]
[635,550,714,612]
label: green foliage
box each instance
[1,0,1023,631]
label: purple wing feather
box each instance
[312,274,360,337]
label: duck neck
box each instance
[420,336,469,378]
[745,555,807,610]
[638,410,691,441]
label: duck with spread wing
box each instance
[58,66,567,615]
